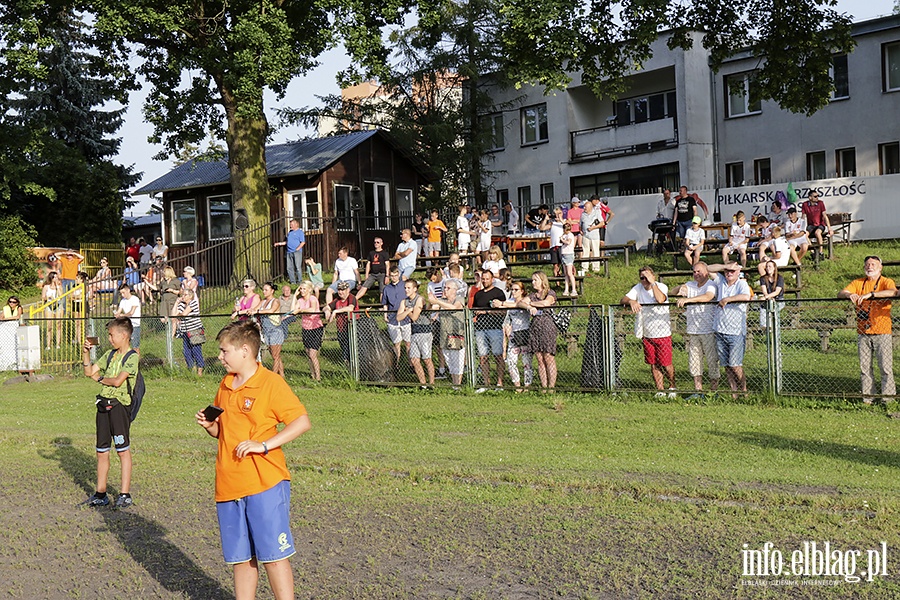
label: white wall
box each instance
[600,174,900,248]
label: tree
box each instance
[291,0,853,209]
[0,5,138,246]
[89,0,408,280]
[0,216,39,291]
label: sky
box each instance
[120,0,897,216]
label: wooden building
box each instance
[135,130,435,285]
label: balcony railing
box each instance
[571,118,678,161]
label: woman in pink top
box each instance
[231,278,261,321]
[292,281,324,380]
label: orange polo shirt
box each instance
[843,276,896,335]
[427,219,447,243]
[58,255,81,280]
[213,365,308,502]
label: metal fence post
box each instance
[603,306,616,392]
[763,300,783,398]
[165,318,175,369]
[464,308,477,389]
[349,315,360,381]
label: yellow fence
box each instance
[27,283,87,367]
[80,243,125,278]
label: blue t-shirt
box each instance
[286,228,306,253]
[381,282,410,326]
[124,267,140,286]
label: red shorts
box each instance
[642,336,673,367]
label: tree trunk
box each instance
[223,98,273,286]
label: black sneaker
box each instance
[84,493,109,507]
[114,494,133,509]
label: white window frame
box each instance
[170,198,197,244]
[725,162,744,187]
[483,113,505,151]
[289,188,321,233]
[333,183,354,232]
[520,104,548,145]
[830,54,849,100]
[365,181,391,230]
[806,151,826,180]
[725,72,761,118]
[207,194,233,241]
[884,41,900,92]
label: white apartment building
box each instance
[481,15,900,213]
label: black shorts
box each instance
[302,326,324,351]
[807,224,826,235]
[96,397,131,452]
[549,246,561,265]
[597,226,607,241]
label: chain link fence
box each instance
[2,298,896,400]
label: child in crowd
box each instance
[304,256,324,295]
[425,209,448,258]
[722,211,751,268]
[196,320,311,600]
[683,216,705,266]
[560,223,577,296]
[81,317,139,509]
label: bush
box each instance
[0,215,38,290]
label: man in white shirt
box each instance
[673,262,719,394]
[504,202,520,235]
[713,262,752,395]
[115,283,142,352]
[393,228,418,280]
[325,247,360,304]
[621,266,675,395]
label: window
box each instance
[572,163,678,197]
[725,73,761,117]
[754,158,772,184]
[520,104,548,145]
[290,189,320,232]
[483,113,505,151]
[171,199,196,244]
[365,181,390,230]
[835,148,856,177]
[725,162,744,187]
[806,151,826,180]
[517,185,531,209]
[207,195,233,240]
[333,183,354,231]
[540,183,554,202]
[496,189,509,205]
[615,91,676,126]
[884,42,900,92]
[830,54,849,99]
[880,142,900,175]
[396,189,413,215]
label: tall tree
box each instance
[90,0,407,278]
[1,4,138,246]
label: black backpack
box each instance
[105,350,146,421]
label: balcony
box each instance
[570,117,678,161]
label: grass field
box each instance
[1,373,899,598]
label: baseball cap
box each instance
[692,216,702,224]
[337,281,351,291]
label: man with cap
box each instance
[567,197,583,249]
[838,255,898,402]
[324,280,359,366]
[711,262,752,395]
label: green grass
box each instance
[1,375,898,598]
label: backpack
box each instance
[105,350,146,421]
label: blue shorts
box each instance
[400,266,415,279]
[475,329,504,356]
[216,480,295,564]
[716,332,746,367]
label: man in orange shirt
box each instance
[58,250,85,293]
[196,320,311,600]
[838,255,898,402]
[424,209,447,258]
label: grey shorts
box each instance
[410,332,433,360]
[424,241,442,255]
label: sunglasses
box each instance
[243,284,253,288]
[639,276,649,282]
[8,300,18,305]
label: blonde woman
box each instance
[523,271,558,391]
[232,278,261,320]
[292,281,324,381]
[501,282,533,391]
[42,271,63,349]
[159,266,181,320]
[181,265,199,298]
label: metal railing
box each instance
[3,298,896,401]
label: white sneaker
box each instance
[475,387,487,394]
[654,391,667,398]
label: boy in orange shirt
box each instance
[196,320,311,600]
[425,209,448,258]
